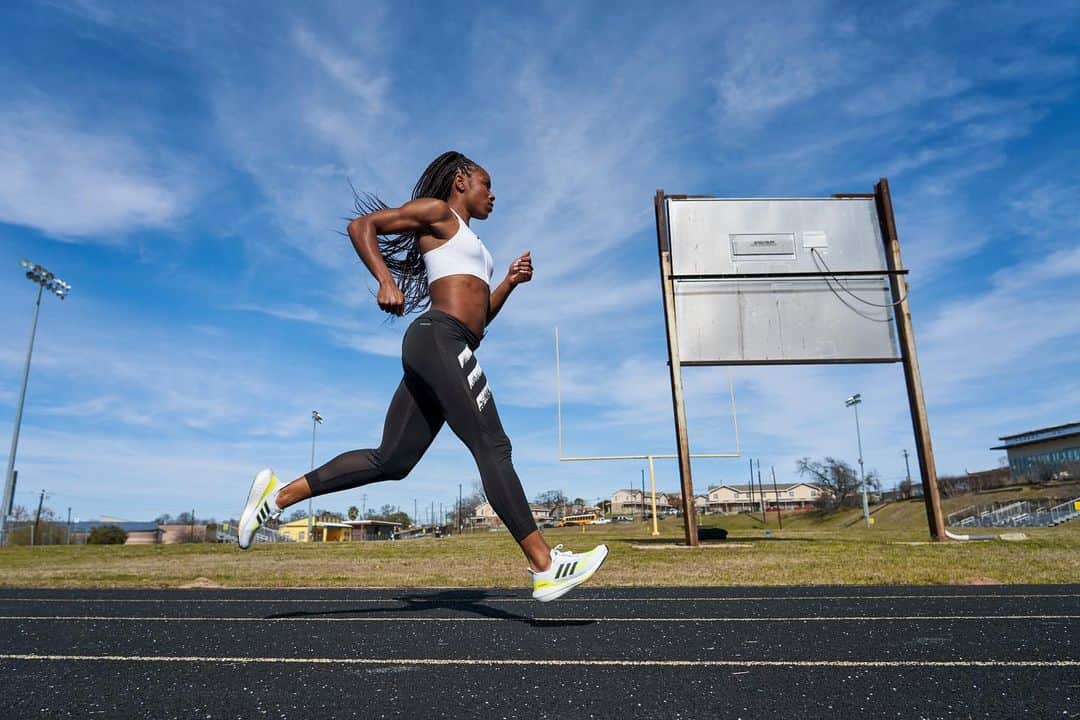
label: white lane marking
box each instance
[1,615,1076,622]
[0,654,1076,668]
[2,594,1077,603]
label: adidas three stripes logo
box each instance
[553,561,578,579]
[457,345,492,411]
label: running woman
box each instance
[237,151,607,601]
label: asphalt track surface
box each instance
[0,586,1076,719]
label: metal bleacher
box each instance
[948,497,1080,528]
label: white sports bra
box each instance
[422,208,494,285]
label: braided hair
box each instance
[352,151,479,316]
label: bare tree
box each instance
[534,490,567,516]
[796,457,877,510]
[284,508,308,523]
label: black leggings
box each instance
[304,309,538,542]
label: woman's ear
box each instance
[454,170,468,194]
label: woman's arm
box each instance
[347,198,450,316]
[487,251,532,324]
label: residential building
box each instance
[706,483,821,514]
[345,519,401,541]
[277,517,352,543]
[610,489,672,516]
[473,502,552,529]
[160,523,219,544]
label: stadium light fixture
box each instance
[2,260,72,545]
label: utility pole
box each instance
[361,493,367,519]
[66,507,71,545]
[756,460,766,524]
[32,489,45,546]
[190,507,195,542]
[902,448,912,498]
[413,498,417,528]
[458,483,463,534]
[2,260,71,546]
[748,458,755,510]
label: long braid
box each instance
[352,151,478,316]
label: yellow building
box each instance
[277,517,402,543]
[278,517,352,543]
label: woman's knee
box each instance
[376,448,422,480]
[472,430,512,464]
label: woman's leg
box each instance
[275,374,444,509]
[403,320,552,572]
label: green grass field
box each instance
[2,488,1078,588]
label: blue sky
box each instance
[1,0,1077,525]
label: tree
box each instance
[347,505,359,520]
[534,490,567,515]
[898,476,914,499]
[88,525,128,545]
[384,511,411,526]
[284,508,308,523]
[796,457,879,510]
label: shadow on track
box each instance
[264,589,595,627]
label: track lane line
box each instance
[0,614,1076,622]
[1,654,1076,668]
[2,593,1077,603]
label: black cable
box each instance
[811,247,909,308]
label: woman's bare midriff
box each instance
[429,275,490,339]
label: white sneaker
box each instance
[237,468,283,549]
[529,544,608,602]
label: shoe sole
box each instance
[534,546,609,603]
[238,468,274,550]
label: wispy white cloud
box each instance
[0,103,189,239]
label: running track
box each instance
[0,586,1076,718]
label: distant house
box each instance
[159,523,219,544]
[278,517,350,543]
[473,502,551,529]
[706,483,821,514]
[610,489,672,516]
[277,517,401,543]
[345,519,401,542]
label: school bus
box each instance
[557,512,598,527]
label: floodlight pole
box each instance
[846,394,871,527]
[874,179,946,539]
[2,261,71,546]
[309,410,322,542]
